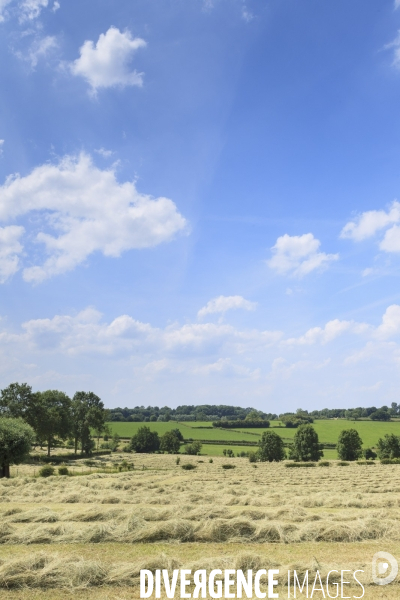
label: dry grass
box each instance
[0,454,400,597]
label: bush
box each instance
[337,461,350,466]
[121,445,132,453]
[337,429,363,461]
[377,434,400,459]
[248,451,257,463]
[356,461,375,465]
[58,466,69,475]
[181,463,196,470]
[370,408,391,421]
[318,461,330,467]
[289,425,323,462]
[363,448,377,460]
[380,458,400,464]
[184,441,202,455]
[39,465,55,477]
[258,430,286,462]
[160,431,181,454]
[175,456,181,465]
[285,462,316,468]
[212,420,270,429]
[209,458,213,463]
[222,464,236,469]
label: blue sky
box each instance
[1,0,400,411]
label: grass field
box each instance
[0,453,400,598]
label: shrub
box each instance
[318,461,330,467]
[209,458,213,463]
[121,445,132,453]
[377,434,400,459]
[258,430,286,462]
[370,408,391,421]
[248,452,257,463]
[181,463,196,470]
[381,458,400,464]
[39,466,55,477]
[356,460,375,465]
[175,456,181,465]
[289,425,323,462]
[363,448,377,460]
[337,429,363,461]
[285,462,316,468]
[184,441,202,455]
[222,464,236,469]
[337,461,350,466]
[58,466,69,475]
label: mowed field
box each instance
[0,454,400,599]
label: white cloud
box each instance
[340,201,400,241]
[26,35,57,67]
[197,295,257,318]
[0,225,24,282]
[0,153,188,282]
[19,0,48,21]
[285,319,368,346]
[70,27,146,93]
[375,305,400,339]
[0,0,12,21]
[95,147,114,158]
[267,233,338,277]
[0,140,4,157]
[52,0,59,11]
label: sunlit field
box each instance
[0,453,400,598]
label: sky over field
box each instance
[1,0,400,410]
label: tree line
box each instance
[0,382,106,457]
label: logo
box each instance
[372,552,398,586]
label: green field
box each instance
[108,419,400,447]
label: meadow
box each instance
[1,453,400,598]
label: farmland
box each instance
[0,453,399,598]
[107,419,400,457]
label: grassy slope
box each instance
[108,419,400,449]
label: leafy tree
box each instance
[289,424,323,462]
[337,429,363,461]
[377,434,400,459]
[170,428,184,441]
[71,391,105,455]
[363,448,377,460]
[130,426,160,453]
[34,390,72,456]
[0,417,34,478]
[160,431,181,454]
[258,430,286,462]
[0,383,34,420]
[370,408,391,421]
[184,440,202,455]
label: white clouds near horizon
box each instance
[267,233,338,277]
[197,295,257,318]
[0,153,188,282]
[0,225,24,282]
[70,27,146,93]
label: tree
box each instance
[0,383,34,420]
[0,418,34,478]
[184,440,202,455]
[337,429,363,461]
[289,424,323,462]
[370,408,391,421]
[377,434,400,459]
[258,430,286,462]
[170,428,184,441]
[130,426,160,453]
[34,390,72,456]
[71,391,105,455]
[160,431,181,454]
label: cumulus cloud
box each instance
[285,319,368,346]
[0,153,187,282]
[70,27,146,93]
[341,201,400,241]
[0,225,24,283]
[197,295,257,318]
[267,233,338,277]
[375,305,400,339]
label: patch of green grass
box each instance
[106,422,259,443]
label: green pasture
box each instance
[106,421,259,442]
